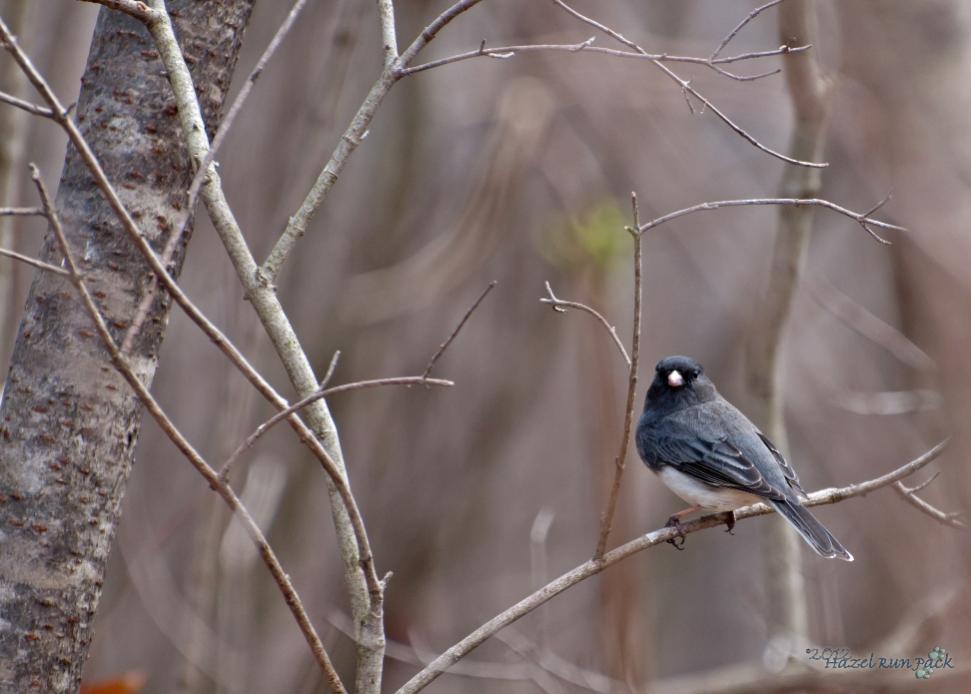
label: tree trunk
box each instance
[0,3,252,691]
[747,0,831,652]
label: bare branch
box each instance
[711,0,786,61]
[30,163,348,694]
[395,439,949,693]
[320,349,342,389]
[893,478,966,529]
[377,0,399,68]
[79,0,159,22]
[0,13,335,484]
[423,280,496,378]
[0,205,43,216]
[142,0,389,638]
[263,0,485,280]
[551,0,826,168]
[122,0,312,352]
[636,196,904,240]
[0,245,70,276]
[0,89,52,117]
[397,39,810,78]
[593,192,642,559]
[2,15,388,680]
[219,376,454,480]
[184,0,308,217]
[397,0,485,66]
[541,281,630,367]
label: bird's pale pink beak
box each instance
[667,370,684,388]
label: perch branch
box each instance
[396,439,949,693]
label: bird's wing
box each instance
[757,432,806,497]
[645,407,790,500]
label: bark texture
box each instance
[0,3,252,691]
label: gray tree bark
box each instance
[0,3,252,691]
[747,0,830,650]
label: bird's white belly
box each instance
[657,466,763,511]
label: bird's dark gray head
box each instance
[644,355,717,411]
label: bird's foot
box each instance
[664,515,687,550]
[720,511,736,534]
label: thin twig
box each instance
[0,245,70,276]
[423,280,496,378]
[219,376,453,480]
[711,0,786,61]
[0,89,53,117]
[398,39,810,78]
[0,206,44,216]
[551,0,826,169]
[396,439,949,694]
[893,480,965,529]
[30,164,347,694]
[593,192,642,559]
[708,0,793,81]
[320,349,342,389]
[541,281,630,368]
[635,196,904,241]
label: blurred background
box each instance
[2,1,969,692]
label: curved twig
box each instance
[541,281,631,367]
[636,197,904,242]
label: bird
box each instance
[635,355,853,561]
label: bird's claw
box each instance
[720,511,736,535]
[664,515,687,550]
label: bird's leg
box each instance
[719,511,736,534]
[664,506,701,550]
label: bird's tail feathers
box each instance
[770,499,854,562]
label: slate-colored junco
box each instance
[636,355,853,561]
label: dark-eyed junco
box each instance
[636,355,853,561]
